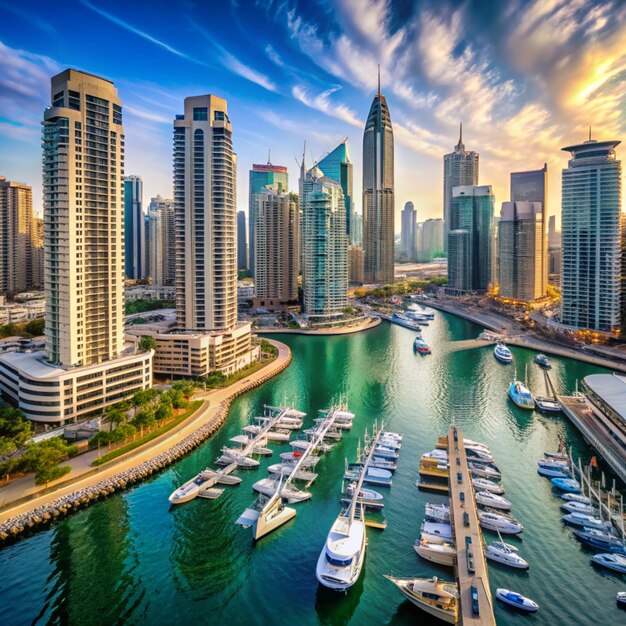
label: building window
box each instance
[193,107,208,121]
[214,110,225,121]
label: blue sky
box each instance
[1,0,625,225]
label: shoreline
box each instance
[0,339,292,545]
[254,316,381,335]
[425,299,626,373]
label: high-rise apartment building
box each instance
[248,162,288,276]
[237,210,247,270]
[31,215,44,290]
[0,177,36,295]
[352,212,363,248]
[363,78,394,285]
[417,218,444,262]
[147,195,175,286]
[443,124,479,250]
[447,185,494,292]
[318,140,353,240]
[348,245,365,285]
[548,215,561,284]
[497,201,544,301]
[400,201,417,260]
[302,166,348,318]
[124,175,145,280]
[561,137,622,331]
[253,189,299,309]
[0,69,152,424]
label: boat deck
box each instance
[447,427,496,626]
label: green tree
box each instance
[18,437,75,484]
[132,409,155,429]
[24,318,45,336]
[0,405,33,460]
[139,335,157,351]
[110,423,137,443]
[106,408,127,432]
[35,464,71,486]
[155,403,173,422]
[171,380,195,398]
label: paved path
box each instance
[0,340,291,523]
[254,316,381,335]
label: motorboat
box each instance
[373,445,399,460]
[391,312,423,331]
[479,512,523,534]
[255,415,303,430]
[494,342,513,364]
[381,431,403,442]
[561,501,595,515]
[425,502,451,523]
[535,396,562,412]
[376,436,401,450]
[486,543,529,570]
[475,491,512,511]
[420,521,453,543]
[316,505,367,591]
[413,337,431,355]
[551,477,581,493]
[538,458,569,469]
[534,353,551,369]
[572,528,626,554]
[405,310,431,324]
[266,463,318,482]
[414,540,455,567]
[303,427,342,441]
[369,456,397,472]
[465,447,494,463]
[385,576,459,624]
[591,553,626,574]
[463,439,492,454]
[617,591,626,606]
[561,493,591,505]
[168,470,216,505]
[508,379,535,409]
[537,465,569,478]
[344,465,393,487]
[343,482,384,503]
[279,451,320,468]
[545,450,568,460]
[252,477,311,503]
[562,512,612,531]
[496,589,539,613]
[290,439,334,453]
[228,434,272,456]
[216,447,260,469]
[468,461,501,480]
[472,477,505,495]
[422,448,448,460]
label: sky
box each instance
[1,0,626,228]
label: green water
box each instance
[1,313,624,626]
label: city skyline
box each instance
[2,0,625,226]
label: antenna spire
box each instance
[459,122,463,144]
[267,148,271,165]
[589,125,592,141]
[377,64,381,97]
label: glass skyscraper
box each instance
[124,175,145,280]
[561,138,622,332]
[443,124,479,251]
[318,140,353,240]
[400,201,416,260]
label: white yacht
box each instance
[472,477,505,495]
[385,576,459,624]
[425,502,450,523]
[414,539,455,567]
[252,477,311,503]
[561,501,595,515]
[496,589,539,612]
[343,482,384,503]
[381,431,403,442]
[216,447,260,469]
[591,553,626,574]
[468,461,501,480]
[494,342,513,364]
[537,458,569,469]
[266,463,318,482]
[420,521,453,543]
[475,491,512,511]
[562,512,612,531]
[479,512,523,534]
[316,505,367,591]
[561,493,591,505]
[168,470,215,505]
[279,451,320,468]
[486,543,529,569]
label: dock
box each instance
[446,427,496,626]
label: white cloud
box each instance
[220,49,277,92]
[292,84,363,127]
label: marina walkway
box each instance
[446,427,496,626]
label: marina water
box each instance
[1,313,624,625]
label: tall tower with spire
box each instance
[362,66,395,284]
[443,123,479,251]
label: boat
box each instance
[391,312,423,331]
[617,591,626,606]
[486,543,529,570]
[168,470,216,504]
[382,431,403,442]
[385,575,459,624]
[572,528,626,554]
[537,465,570,478]
[468,461,501,480]
[508,379,535,409]
[545,450,568,460]
[561,501,595,515]
[475,491,512,511]
[537,458,569,469]
[316,505,367,591]
[376,436,401,450]
[591,553,626,574]
[372,445,399,460]
[420,521,453,543]
[266,463,318,482]
[290,439,334,453]
[252,477,311,503]
[472,477,505,495]
[425,502,451,523]
[216,448,260,469]
[413,337,431,355]
[534,353,551,369]
[369,457,397,472]
[496,588,539,612]
[561,493,591,505]
[405,311,430,325]
[465,447,494,463]
[562,512,612,531]
[343,482,384,503]
[535,396,562,412]
[414,540,455,567]
[463,439,492,454]
[479,512,523,534]
[344,465,393,487]
[551,477,581,493]
[494,342,513,364]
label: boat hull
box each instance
[386,577,458,624]
[414,542,455,566]
[496,589,538,612]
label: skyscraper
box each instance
[253,189,299,309]
[418,218,444,262]
[447,185,495,292]
[548,215,561,284]
[400,201,417,260]
[318,140,353,240]
[147,209,164,286]
[124,175,146,279]
[352,212,363,248]
[0,69,153,424]
[148,195,175,285]
[561,137,622,331]
[0,176,35,295]
[302,166,348,318]
[443,124,479,250]
[237,210,248,270]
[497,201,544,301]
[31,214,44,290]
[363,74,394,285]
[248,162,288,276]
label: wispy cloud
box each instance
[79,0,207,65]
[220,48,277,92]
[1,3,55,34]
[265,44,284,68]
[124,104,172,124]
[292,85,362,127]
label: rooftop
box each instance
[584,373,626,423]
